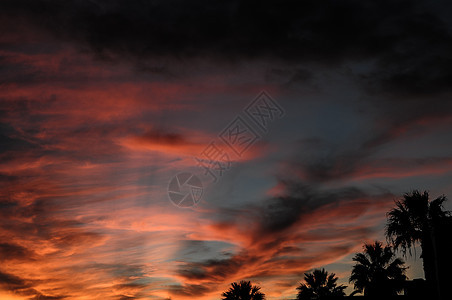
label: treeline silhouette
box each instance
[220,190,452,300]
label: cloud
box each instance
[0,243,36,262]
[0,270,66,300]
[170,183,395,299]
[168,283,211,297]
[280,107,452,185]
[255,185,367,233]
[2,0,452,95]
[120,129,210,157]
[1,1,451,299]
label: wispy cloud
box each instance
[1,1,452,299]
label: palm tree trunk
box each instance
[421,232,439,299]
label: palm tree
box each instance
[386,190,450,294]
[296,268,346,300]
[349,241,407,296]
[221,280,265,300]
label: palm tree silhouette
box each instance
[386,190,450,296]
[349,241,407,296]
[221,280,265,300]
[296,268,346,300]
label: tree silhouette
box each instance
[221,280,265,300]
[349,241,407,296]
[386,190,450,295]
[296,268,346,300]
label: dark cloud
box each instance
[0,270,66,299]
[283,138,375,184]
[0,270,32,292]
[116,296,136,300]
[174,184,390,289]
[168,283,211,297]
[1,0,452,94]
[257,184,367,233]
[361,105,452,149]
[137,130,188,146]
[0,123,40,154]
[179,255,248,281]
[112,283,147,300]
[0,54,43,86]
[0,242,36,261]
[284,101,452,185]
[31,295,66,300]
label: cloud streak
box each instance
[1,1,452,299]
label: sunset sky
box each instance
[1,1,452,299]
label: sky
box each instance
[1,0,452,299]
